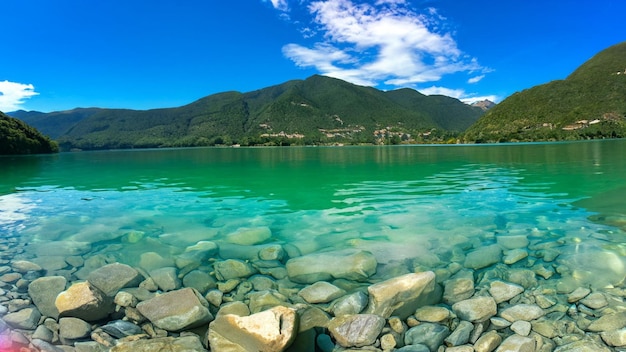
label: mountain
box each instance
[464,41,626,143]
[8,108,101,139]
[0,111,58,155]
[16,75,485,150]
[470,100,496,111]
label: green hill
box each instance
[9,108,101,139]
[0,111,58,155]
[16,75,484,150]
[464,41,626,143]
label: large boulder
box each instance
[28,276,67,319]
[451,296,497,323]
[136,288,213,331]
[214,259,258,281]
[87,263,143,296]
[207,306,298,352]
[55,281,113,321]
[365,271,439,319]
[286,249,377,284]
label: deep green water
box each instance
[1,140,625,288]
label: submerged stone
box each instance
[366,271,439,319]
[298,281,346,304]
[224,226,272,246]
[87,263,143,297]
[451,296,497,323]
[55,281,113,321]
[111,336,208,352]
[464,244,502,269]
[328,314,385,348]
[405,322,450,351]
[136,287,213,331]
[28,276,67,319]
[286,249,377,284]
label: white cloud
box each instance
[269,0,289,11]
[282,0,486,91]
[419,85,499,104]
[0,80,39,112]
[467,75,485,84]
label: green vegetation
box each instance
[464,41,626,143]
[0,112,58,155]
[11,75,484,151]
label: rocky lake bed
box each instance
[1,219,626,352]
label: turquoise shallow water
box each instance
[1,140,625,288]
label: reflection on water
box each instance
[1,141,625,289]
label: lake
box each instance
[1,140,625,291]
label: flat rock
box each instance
[214,259,257,281]
[286,249,377,284]
[87,263,143,296]
[497,235,529,250]
[444,320,473,346]
[510,320,532,336]
[298,281,346,304]
[55,281,113,321]
[111,336,207,352]
[587,312,626,332]
[452,296,497,323]
[29,241,92,257]
[3,307,41,330]
[11,260,42,273]
[175,241,218,269]
[495,335,535,352]
[136,287,213,331]
[601,328,626,347]
[207,305,298,352]
[443,276,475,304]
[474,330,502,352]
[414,306,452,323]
[328,314,385,348]
[503,249,529,265]
[366,271,439,319]
[488,280,524,304]
[28,276,67,319]
[59,317,92,340]
[225,227,272,246]
[149,266,181,292]
[405,322,450,351]
[138,252,175,272]
[500,304,545,322]
[567,287,591,303]
[464,244,502,269]
[579,292,608,309]
[331,291,368,317]
[101,320,143,338]
[182,270,216,293]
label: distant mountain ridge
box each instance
[9,75,485,150]
[0,111,58,155]
[464,41,626,142]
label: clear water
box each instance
[1,141,625,289]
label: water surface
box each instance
[1,140,625,288]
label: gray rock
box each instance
[331,291,368,317]
[553,339,612,352]
[587,312,626,332]
[316,333,335,352]
[225,226,272,245]
[328,314,385,348]
[298,281,346,304]
[31,339,66,352]
[488,280,524,304]
[139,252,175,272]
[3,307,41,329]
[531,320,558,339]
[213,259,257,281]
[299,306,331,332]
[405,322,450,351]
[444,320,473,346]
[495,335,535,352]
[28,276,67,319]
[175,241,218,269]
[366,271,439,319]
[510,320,532,336]
[500,304,545,322]
[136,287,213,331]
[396,345,430,352]
[29,241,91,257]
[579,292,608,309]
[249,275,276,291]
[74,341,110,352]
[182,270,216,293]
[111,336,208,352]
[443,276,475,304]
[567,287,591,303]
[258,245,285,261]
[506,269,538,289]
[464,244,502,269]
[497,235,529,250]
[601,328,626,347]
[11,260,43,273]
[101,320,143,338]
[285,249,377,284]
[452,296,497,323]
[503,249,529,265]
[217,301,251,317]
[149,267,181,292]
[59,317,92,340]
[207,306,298,352]
[113,291,138,308]
[32,325,54,342]
[55,281,114,321]
[87,263,143,296]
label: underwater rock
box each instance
[101,320,144,338]
[452,296,497,323]
[495,335,535,352]
[365,271,438,319]
[443,270,475,304]
[286,249,377,284]
[328,314,385,348]
[214,259,257,281]
[224,227,272,246]
[182,270,216,294]
[331,291,368,317]
[87,263,143,297]
[414,306,452,323]
[28,276,67,319]
[55,281,113,321]
[488,280,524,304]
[136,287,213,331]
[464,244,502,269]
[3,307,41,330]
[149,267,181,292]
[111,336,208,352]
[58,317,91,340]
[499,304,545,322]
[207,305,298,352]
[404,322,450,351]
[298,281,346,304]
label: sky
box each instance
[1,0,624,113]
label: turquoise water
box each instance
[1,140,625,288]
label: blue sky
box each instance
[1,0,624,112]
